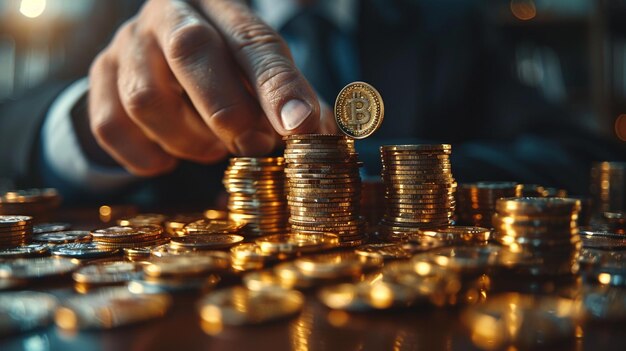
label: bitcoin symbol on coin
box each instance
[347,92,371,131]
[334,82,384,139]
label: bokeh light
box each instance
[19,0,47,18]
[510,0,537,21]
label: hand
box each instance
[88,0,336,176]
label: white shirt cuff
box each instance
[42,78,136,193]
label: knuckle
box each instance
[165,140,202,159]
[165,22,213,63]
[255,59,299,94]
[128,163,171,177]
[89,52,112,78]
[90,113,124,145]
[208,104,240,132]
[123,87,163,118]
[231,21,285,54]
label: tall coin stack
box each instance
[493,197,582,276]
[284,135,365,247]
[379,145,456,237]
[224,158,289,236]
[456,182,522,227]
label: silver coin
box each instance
[0,244,50,259]
[33,222,72,234]
[0,291,58,336]
[51,242,120,259]
[33,231,92,244]
[73,261,144,285]
[0,257,78,279]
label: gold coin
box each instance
[55,287,171,330]
[170,234,244,250]
[72,261,144,285]
[461,293,582,350]
[334,82,384,139]
[255,233,339,254]
[184,219,246,235]
[144,254,230,277]
[318,281,416,311]
[294,251,383,279]
[197,286,304,326]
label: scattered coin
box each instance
[461,293,582,350]
[33,222,71,234]
[197,287,304,326]
[0,291,58,336]
[33,230,92,244]
[55,287,171,330]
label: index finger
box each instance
[197,0,321,135]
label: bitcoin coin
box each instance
[334,82,384,139]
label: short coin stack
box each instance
[0,215,33,248]
[379,145,456,237]
[456,182,522,227]
[90,225,168,250]
[223,157,289,236]
[493,197,582,276]
[284,135,365,247]
[0,189,62,218]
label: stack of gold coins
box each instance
[0,215,33,248]
[223,157,289,236]
[284,134,365,247]
[590,162,626,215]
[379,145,456,236]
[90,225,168,250]
[0,189,62,220]
[455,182,522,227]
[493,197,582,276]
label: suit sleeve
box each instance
[0,81,71,187]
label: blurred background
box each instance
[0,0,625,142]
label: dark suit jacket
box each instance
[1,0,624,206]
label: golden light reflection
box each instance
[327,310,349,327]
[199,305,223,335]
[370,283,394,309]
[510,0,536,21]
[598,272,612,285]
[99,205,112,223]
[616,114,626,141]
[20,0,47,18]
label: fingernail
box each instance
[281,99,312,130]
[234,130,276,156]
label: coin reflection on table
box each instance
[197,286,304,333]
[462,293,583,350]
